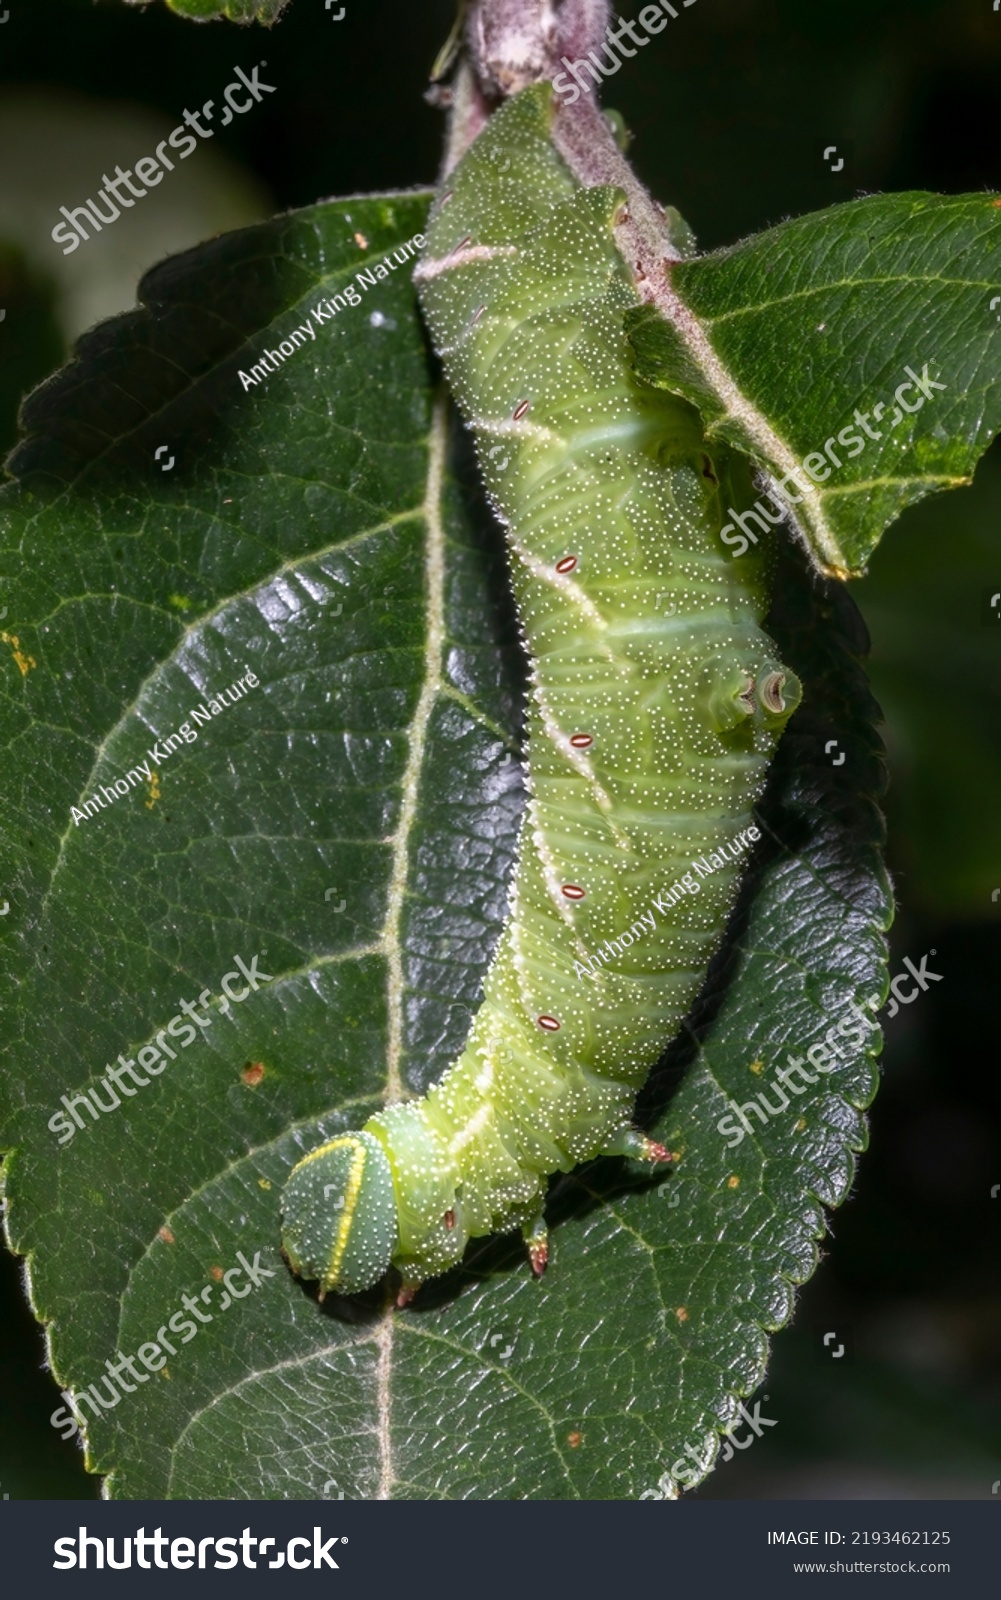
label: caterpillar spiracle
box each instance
[280,84,802,1300]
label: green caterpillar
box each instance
[280,84,801,1300]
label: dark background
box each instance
[0,0,998,1499]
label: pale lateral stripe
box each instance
[474,415,563,447]
[413,243,519,282]
[508,881,538,1026]
[526,803,594,951]
[473,1056,495,1095]
[505,524,609,633]
[528,674,632,852]
[449,1099,493,1155]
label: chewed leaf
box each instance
[1,172,886,1499]
[120,0,292,22]
[628,192,1001,577]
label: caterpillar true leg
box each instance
[601,1128,674,1165]
[522,1213,549,1278]
[280,84,801,1302]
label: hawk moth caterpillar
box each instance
[280,83,801,1300]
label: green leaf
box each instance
[850,439,1001,916]
[120,0,292,22]
[628,193,1001,577]
[0,242,65,460]
[0,188,889,1498]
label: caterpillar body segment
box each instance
[280,84,801,1299]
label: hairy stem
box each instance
[459,0,685,267]
[453,0,829,575]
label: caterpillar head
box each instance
[281,1131,399,1296]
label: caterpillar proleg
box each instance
[280,84,801,1299]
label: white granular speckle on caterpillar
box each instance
[280,82,801,1301]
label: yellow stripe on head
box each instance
[294,1134,365,1170]
[281,1128,399,1296]
[326,1138,367,1288]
